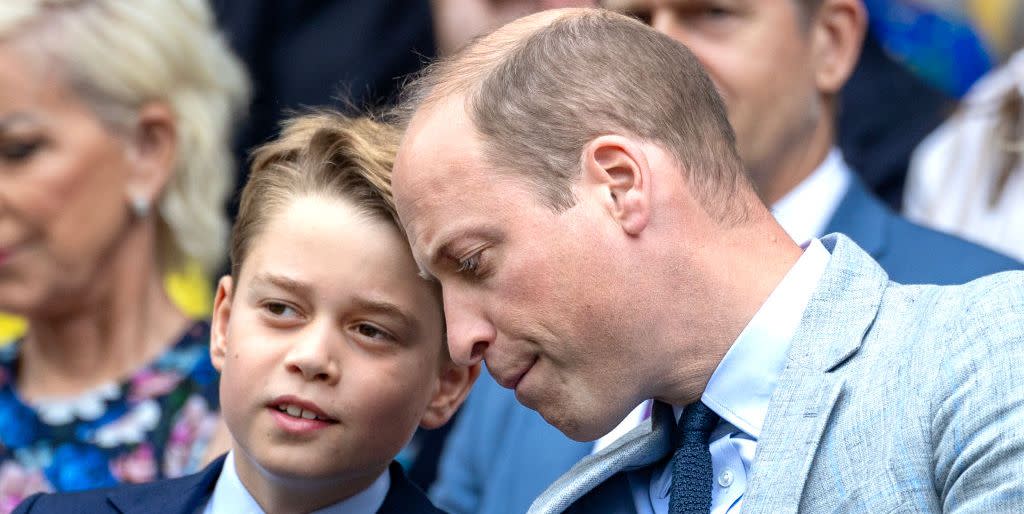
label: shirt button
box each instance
[718,469,734,488]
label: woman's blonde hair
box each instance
[0,0,251,275]
[232,111,403,280]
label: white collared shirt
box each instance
[772,148,853,245]
[591,149,851,455]
[202,451,390,514]
[629,238,832,514]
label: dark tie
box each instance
[669,402,720,514]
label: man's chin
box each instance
[534,405,619,443]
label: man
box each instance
[425,2,1022,513]
[392,7,1024,514]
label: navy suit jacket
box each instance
[14,455,443,514]
[428,178,1022,514]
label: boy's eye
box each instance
[264,301,299,318]
[354,323,396,342]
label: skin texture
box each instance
[0,42,187,400]
[211,195,477,514]
[603,0,865,203]
[394,95,800,441]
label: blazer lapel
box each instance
[744,235,888,513]
[106,454,225,514]
[528,402,674,514]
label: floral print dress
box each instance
[0,321,220,513]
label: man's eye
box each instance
[456,253,481,275]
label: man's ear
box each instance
[419,362,481,429]
[580,135,651,236]
[809,0,866,95]
[210,276,234,372]
[124,102,177,211]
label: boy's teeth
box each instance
[277,404,323,420]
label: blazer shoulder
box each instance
[379,461,444,513]
[13,454,226,514]
[884,213,1022,281]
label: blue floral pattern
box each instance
[0,322,220,513]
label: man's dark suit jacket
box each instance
[13,455,443,514]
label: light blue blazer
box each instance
[530,234,1024,513]
[429,179,1022,514]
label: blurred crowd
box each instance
[0,0,1022,512]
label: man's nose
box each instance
[283,323,341,384]
[443,287,496,367]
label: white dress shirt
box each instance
[591,149,851,455]
[202,451,390,514]
[629,238,832,514]
[771,148,853,245]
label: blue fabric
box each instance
[12,457,440,514]
[430,177,1022,514]
[669,404,718,514]
[0,321,221,508]
[824,177,1022,285]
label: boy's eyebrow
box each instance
[350,296,419,332]
[251,272,313,297]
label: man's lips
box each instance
[494,356,537,390]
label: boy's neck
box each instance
[229,450,390,514]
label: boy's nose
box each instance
[283,325,341,384]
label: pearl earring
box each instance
[131,196,150,218]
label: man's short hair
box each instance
[399,9,750,222]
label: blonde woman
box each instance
[0,0,249,507]
[905,48,1024,262]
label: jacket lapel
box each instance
[744,235,888,513]
[528,402,674,514]
[106,454,225,514]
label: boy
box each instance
[14,112,478,513]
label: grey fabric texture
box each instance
[530,234,1024,514]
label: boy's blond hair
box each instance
[231,112,402,281]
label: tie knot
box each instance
[676,402,719,440]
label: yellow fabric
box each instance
[0,262,213,345]
[967,0,1024,60]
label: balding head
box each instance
[398,8,751,222]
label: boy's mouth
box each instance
[267,396,338,423]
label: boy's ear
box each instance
[419,362,481,429]
[580,135,651,236]
[210,276,234,372]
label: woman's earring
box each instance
[131,195,150,218]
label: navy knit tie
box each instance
[668,402,720,514]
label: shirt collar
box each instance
[205,451,391,514]
[772,148,852,244]
[698,238,831,438]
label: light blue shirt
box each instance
[202,451,390,514]
[629,238,831,514]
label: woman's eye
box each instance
[456,252,481,275]
[0,140,43,162]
